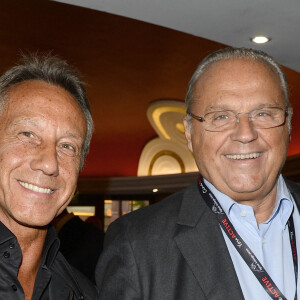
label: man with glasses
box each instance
[96,48,299,299]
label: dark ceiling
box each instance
[1,0,300,177]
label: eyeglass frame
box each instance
[186,106,291,132]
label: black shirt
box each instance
[0,222,98,299]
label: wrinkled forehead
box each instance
[190,58,284,111]
[3,80,81,112]
[1,80,87,131]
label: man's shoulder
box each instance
[285,177,300,192]
[50,251,98,299]
[108,183,199,236]
[128,184,193,215]
[285,178,300,207]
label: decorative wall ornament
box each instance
[137,100,198,176]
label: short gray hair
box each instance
[185,47,292,131]
[0,53,93,170]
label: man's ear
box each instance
[183,116,193,153]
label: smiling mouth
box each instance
[18,181,53,194]
[225,152,262,160]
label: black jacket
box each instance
[96,178,300,299]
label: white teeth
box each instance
[225,153,261,160]
[19,181,52,194]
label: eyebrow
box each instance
[9,117,41,130]
[9,118,84,141]
[205,105,231,111]
[63,131,84,142]
[204,103,283,113]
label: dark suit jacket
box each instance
[96,178,300,299]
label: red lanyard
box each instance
[198,176,298,300]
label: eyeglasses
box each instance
[187,106,290,132]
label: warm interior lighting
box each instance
[176,123,185,133]
[251,36,270,44]
[73,211,94,217]
[106,208,112,217]
[67,206,95,217]
[153,188,158,193]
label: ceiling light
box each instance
[251,36,270,44]
[153,188,158,193]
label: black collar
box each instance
[0,221,60,269]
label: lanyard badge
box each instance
[198,176,297,300]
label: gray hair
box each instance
[0,53,93,170]
[185,47,292,132]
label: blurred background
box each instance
[1,0,299,229]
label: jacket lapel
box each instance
[174,183,244,298]
[285,178,300,211]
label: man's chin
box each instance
[225,183,269,202]
[12,215,52,229]
[218,174,265,196]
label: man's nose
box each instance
[230,113,258,143]
[30,144,59,176]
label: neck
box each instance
[19,227,47,300]
[237,187,277,225]
[0,216,47,299]
[203,177,278,226]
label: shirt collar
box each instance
[203,178,235,215]
[204,174,294,228]
[41,224,60,269]
[0,221,18,245]
[275,174,294,227]
[0,221,60,269]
